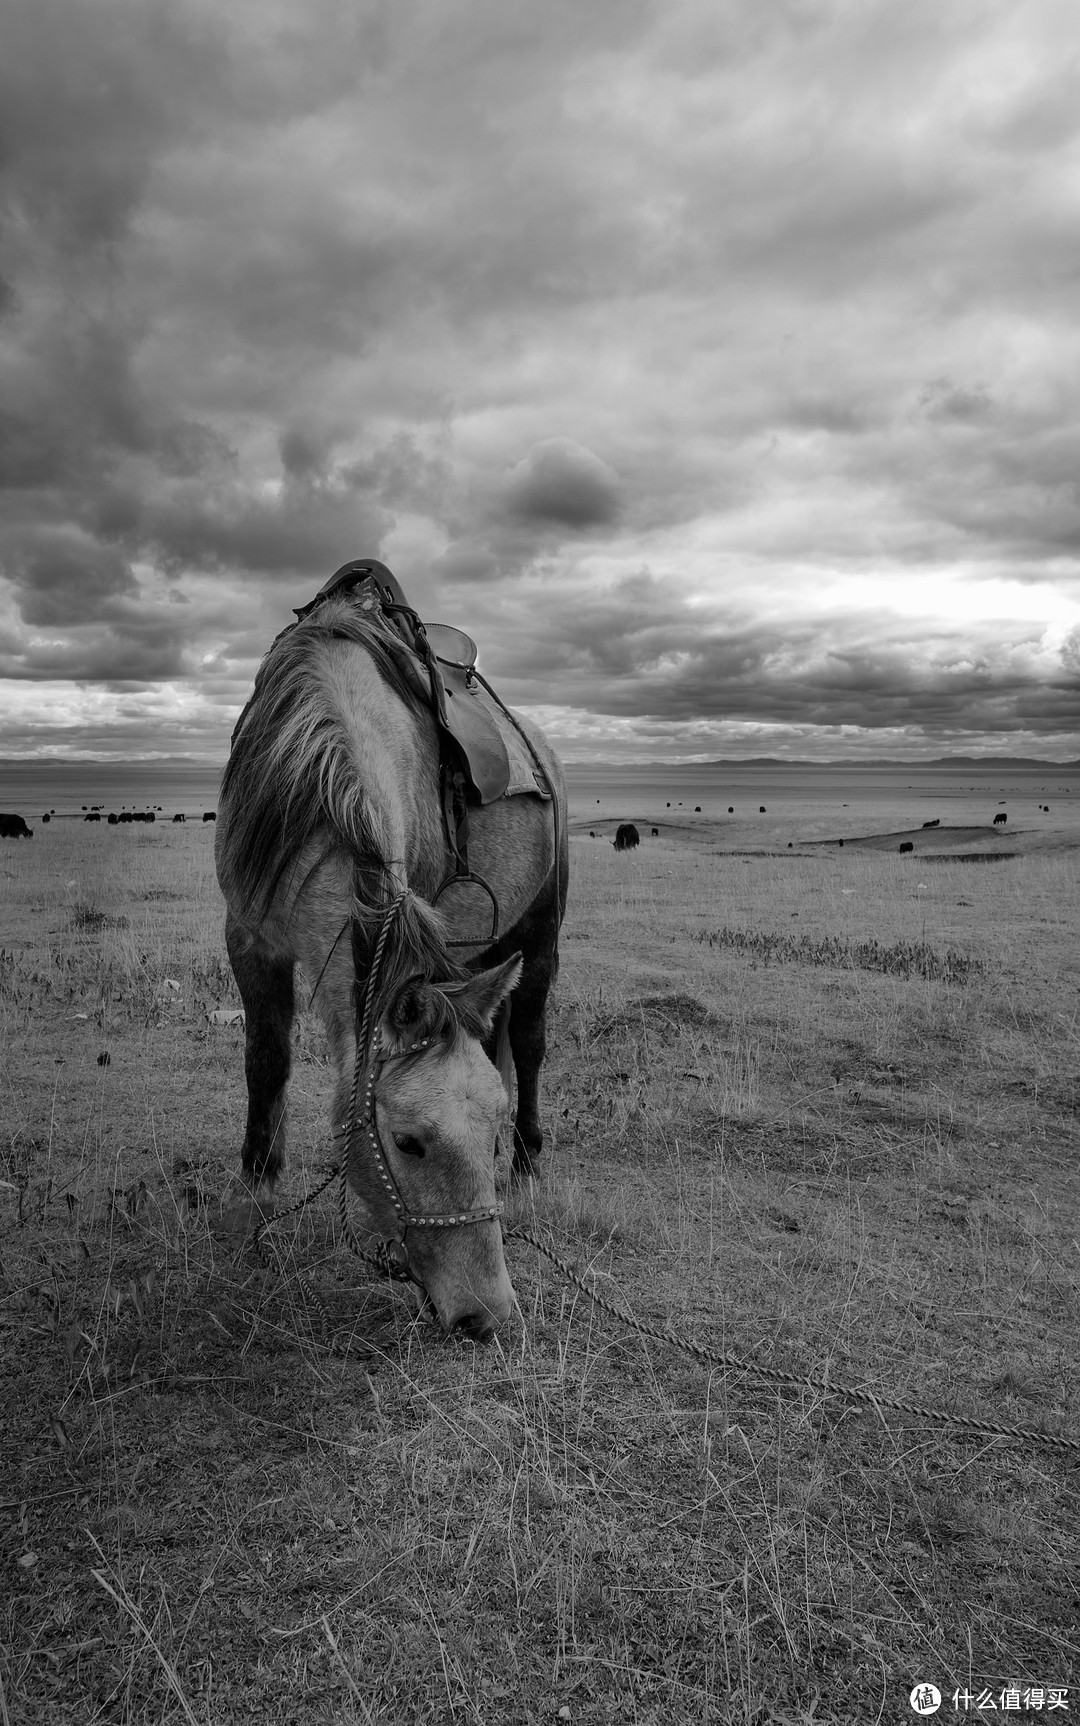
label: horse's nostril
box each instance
[455,1309,496,1344]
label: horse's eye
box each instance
[396,1134,426,1159]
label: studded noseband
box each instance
[337,892,504,1281]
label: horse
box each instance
[215,582,567,1340]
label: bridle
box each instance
[334,890,504,1284]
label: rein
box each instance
[254,1200,1078,1457]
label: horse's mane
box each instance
[220,601,473,1015]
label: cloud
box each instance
[10,531,138,627]
[0,0,1077,761]
[502,439,622,529]
[919,378,996,425]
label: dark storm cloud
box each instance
[0,0,1077,759]
[12,535,136,628]
[502,440,622,530]
[142,470,391,579]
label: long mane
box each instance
[220,601,469,1004]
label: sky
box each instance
[1,0,1079,764]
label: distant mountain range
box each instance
[565,755,1080,770]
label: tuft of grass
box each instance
[695,924,981,983]
[67,901,130,932]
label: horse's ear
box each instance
[382,977,442,1051]
[446,953,523,1038]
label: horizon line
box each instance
[1,751,1078,771]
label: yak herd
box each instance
[0,810,216,837]
[0,804,1053,852]
[584,803,1045,858]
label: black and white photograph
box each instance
[2,2,1078,1720]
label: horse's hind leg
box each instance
[226,916,295,1191]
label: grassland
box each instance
[1,816,1078,1724]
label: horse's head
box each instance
[351,953,523,1339]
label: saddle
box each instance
[293,560,550,907]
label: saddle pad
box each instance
[467,680,552,802]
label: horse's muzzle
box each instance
[436,1279,515,1340]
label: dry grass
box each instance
[2,820,1078,1724]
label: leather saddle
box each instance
[294,559,512,807]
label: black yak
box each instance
[613,823,639,852]
[993,812,1007,826]
[899,841,914,853]
[0,813,33,838]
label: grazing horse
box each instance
[216,577,567,1339]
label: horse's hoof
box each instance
[218,1184,277,1232]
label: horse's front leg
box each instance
[508,971,552,1178]
[225,914,296,1194]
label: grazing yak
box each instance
[922,819,940,828]
[202,811,216,822]
[994,812,1007,826]
[651,827,659,836]
[0,813,33,839]
[899,841,914,853]
[172,813,186,823]
[613,823,640,852]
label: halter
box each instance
[336,891,504,1282]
